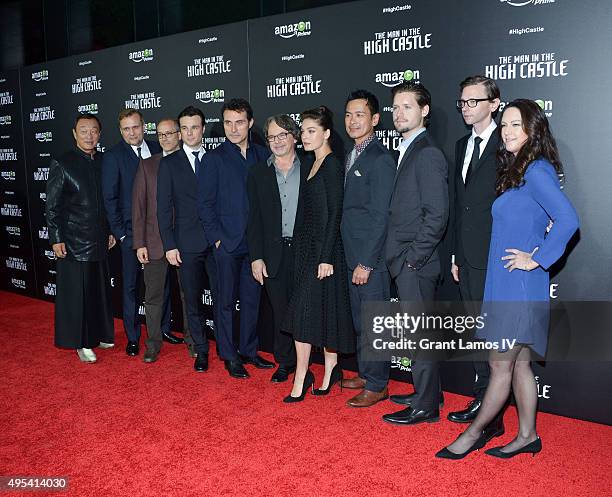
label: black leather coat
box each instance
[45,148,110,261]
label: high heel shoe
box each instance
[313,364,343,396]
[435,431,488,460]
[283,369,315,403]
[485,437,542,458]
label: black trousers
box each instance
[178,248,217,355]
[348,269,390,393]
[394,259,440,412]
[458,261,490,400]
[264,243,296,368]
[213,246,261,361]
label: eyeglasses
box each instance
[157,130,179,139]
[266,132,289,143]
[456,98,491,109]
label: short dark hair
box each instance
[263,114,300,139]
[346,89,380,116]
[221,98,253,121]
[74,113,101,131]
[391,81,431,127]
[177,106,205,127]
[118,108,143,124]
[459,75,501,101]
[300,106,333,133]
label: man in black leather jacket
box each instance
[46,113,116,363]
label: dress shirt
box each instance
[131,140,151,159]
[397,127,426,168]
[183,142,206,173]
[267,153,301,237]
[461,120,497,182]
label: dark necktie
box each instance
[137,146,142,159]
[192,150,201,175]
[464,136,482,185]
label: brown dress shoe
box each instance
[342,376,366,389]
[347,387,389,408]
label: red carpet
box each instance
[0,291,609,497]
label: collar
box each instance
[75,147,96,160]
[399,127,426,151]
[183,142,204,156]
[353,133,376,156]
[471,120,497,142]
[266,152,299,168]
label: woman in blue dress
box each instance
[437,99,579,459]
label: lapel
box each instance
[393,130,427,190]
[121,141,139,171]
[175,149,196,179]
[264,160,282,219]
[469,132,498,180]
[345,139,376,187]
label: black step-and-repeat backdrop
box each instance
[1,0,611,424]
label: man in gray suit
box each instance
[341,90,396,408]
[382,82,448,426]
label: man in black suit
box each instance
[446,76,505,439]
[247,114,306,383]
[157,106,217,372]
[382,82,448,426]
[102,109,182,356]
[340,90,396,408]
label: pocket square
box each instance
[354,170,362,177]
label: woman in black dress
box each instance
[281,106,354,402]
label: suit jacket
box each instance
[449,132,499,269]
[198,140,269,254]
[385,130,449,279]
[157,148,209,254]
[45,149,110,262]
[131,152,165,260]
[246,153,308,278]
[341,138,396,272]
[102,138,161,241]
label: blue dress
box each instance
[477,160,579,356]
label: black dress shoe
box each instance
[126,341,139,356]
[447,399,482,423]
[194,354,208,372]
[240,354,275,369]
[162,331,184,344]
[390,392,445,408]
[436,431,489,460]
[485,437,542,458]
[271,365,296,383]
[382,406,440,425]
[225,360,250,379]
[143,349,158,363]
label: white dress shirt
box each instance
[183,143,206,173]
[131,140,151,159]
[461,120,497,182]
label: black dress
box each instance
[281,154,354,353]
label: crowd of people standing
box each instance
[46,76,579,458]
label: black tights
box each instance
[447,345,538,454]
